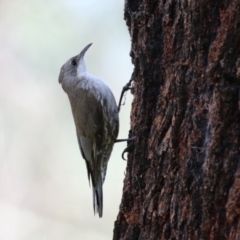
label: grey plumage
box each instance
[59,43,119,217]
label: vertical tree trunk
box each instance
[113,1,240,239]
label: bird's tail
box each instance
[92,177,103,218]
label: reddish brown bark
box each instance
[113,0,240,239]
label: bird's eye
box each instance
[70,59,77,66]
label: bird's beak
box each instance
[78,43,92,60]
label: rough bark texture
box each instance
[113,1,240,240]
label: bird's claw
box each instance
[121,136,135,160]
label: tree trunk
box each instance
[113,0,240,239]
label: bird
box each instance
[58,43,119,217]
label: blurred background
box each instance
[0,1,132,239]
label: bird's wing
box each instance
[67,83,119,217]
[68,87,104,186]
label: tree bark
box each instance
[113,0,240,239]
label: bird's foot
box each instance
[118,79,133,112]
[115,136,135,160]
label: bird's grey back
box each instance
[67,73,119,140]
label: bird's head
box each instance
[58,43,92,85]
